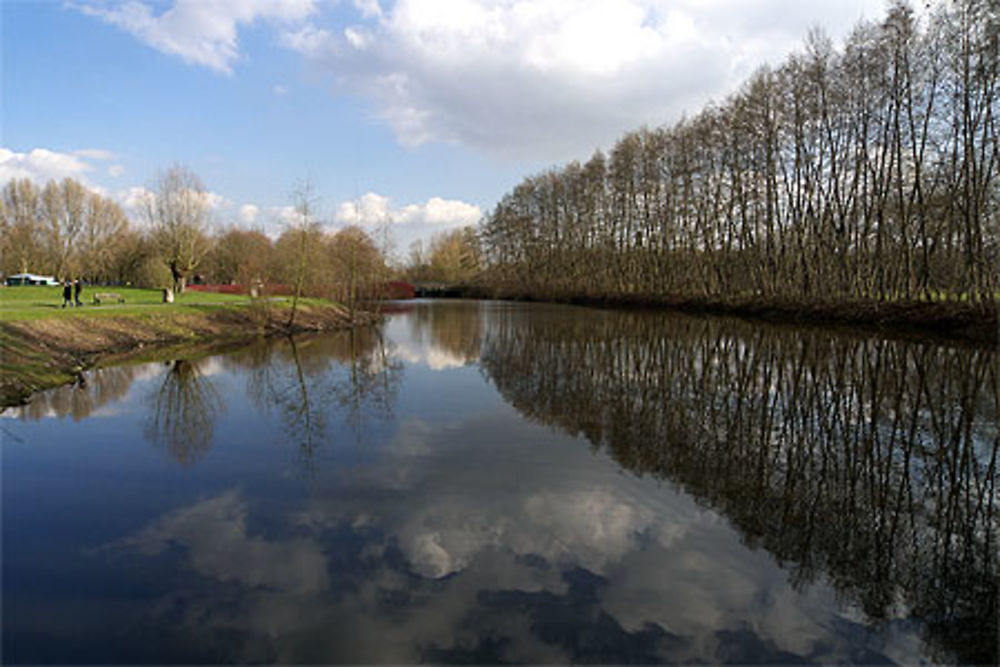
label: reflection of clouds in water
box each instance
[0,406,57,419]
[4,361,165,421]
[325,416,701,579]
[108,415,917,663]
[391,341,467,371]
[193,357,228,377]
[112,490,328,595]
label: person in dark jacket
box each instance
[74,279,82,306]
[62,281,73,308]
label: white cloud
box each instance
[269,204,300,225]
[353,0,382,20]
[200,190,228,210]
[279,23,334,57]
[114,185,228,222]
[117,185,154,212]
[344,26,371,50]
[73,148,115,160]
[335,192,481,229]
[283,0,886,159]
[332,192,481,252]
[239,203,260,224]
[77,0,319,74]
[272,83,288,96]
[0,147,94,184]
[108,164,125,178]
[329,192,479,252]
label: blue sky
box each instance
[2,0,886,253]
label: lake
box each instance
[3,301,997,664]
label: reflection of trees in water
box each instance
[234,327,402,469]
[13,364,142,422]
[406,301,484,364]
[479,309,999,665]
[145,359,223,467]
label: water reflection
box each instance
[4,303,998,664]
[392,301,484,369]
[477,306,999,665]
[9,364,145,421]
[145,359,224,467]
[6,328,402,469]
[236,328,402,467]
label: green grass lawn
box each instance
[0,285,256,321]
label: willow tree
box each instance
[143,165,213,293]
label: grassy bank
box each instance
[0,286,375,406]
[0,285,248,321]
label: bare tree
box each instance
[143,165,213,294]
[285,179,322,329]
[41,178,87,280]
[0,179,43,277]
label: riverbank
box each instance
[471,288,998,345]
[0,301,376,406]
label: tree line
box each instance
[0,166,391,306]
[480,0,999,307]
[405,227,483,284]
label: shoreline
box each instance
[461,288,999,346]
[0,303,378,407]
[4,293,995,407]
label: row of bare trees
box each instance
[1,167,392,305]
[0,177,134,284]
[406,227,483,284]
[481,0,999,306]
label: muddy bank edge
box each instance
[0,304,378,407]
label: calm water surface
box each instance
[3,301,997,664]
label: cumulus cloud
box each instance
[335,192,481,229]
[114,185,229,223]
[353,0,383,20]
[77,0,318,74]
[240,203,260,224]
[283,0,886,158]
[268,204,300,226]
[331,192,481,251]
[116,185,152,213]
[200,190,228,210]
[76,0,887,159]
[0,147,94,184]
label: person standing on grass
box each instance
[74,279,82,306]
[62,281,73,308]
